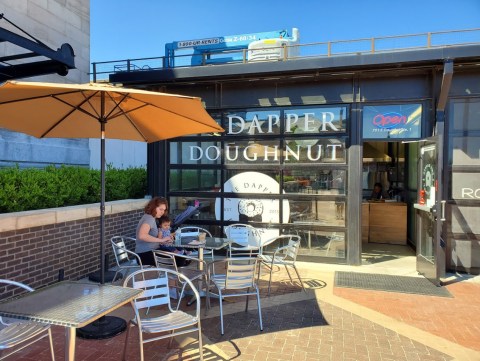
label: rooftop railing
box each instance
[91,28,480,82]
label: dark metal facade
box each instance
[108,45,480,272]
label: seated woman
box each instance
[135,197,189,267]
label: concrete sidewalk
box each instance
[8,253,480,361]
[196,259,480,361]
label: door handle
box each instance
[440,200,446,221]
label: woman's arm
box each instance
[138,223,171,245]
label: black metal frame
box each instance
[0,13,75,81]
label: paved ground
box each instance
[6,248,480,361]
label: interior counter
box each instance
[362,202,407,245]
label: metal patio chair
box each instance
[207,257,263,335]
[153,250,209,310]
[111,236,149,283]
[0,279,55,361]
[176,226,214,261]
[224,223,261,257]
[122,268,203,361]
[258,234,306,295]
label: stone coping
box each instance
[0,198,148,232]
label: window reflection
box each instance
[224,140,282,164]
[226,110,281,136]
[170,141,221,165]
[284,138,346,164]
[281,225,346,259]
[169,196,217,221]
[283,169,346,195]
[285,107,347,133]
[288,199,345,227]
[169,169,221,192]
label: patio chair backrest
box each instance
[130,270,171,310]
[225,257,259,290]
[153,250,177,272]
[111,236,137,265]
[225,223,260,247]
[285,237,301,261]
[0,279,33,326]
[124,268,199,313]
[0,279,55,361]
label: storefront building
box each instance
[106,35,480,282]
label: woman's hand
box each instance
[160,236,173,244]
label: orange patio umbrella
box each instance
[0,80,224,284]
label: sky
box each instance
[90,0,480,64]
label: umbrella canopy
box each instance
[0,80,224,284]
[0,80,223,140]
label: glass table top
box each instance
[176,236,232,250]
[0,281,142,328]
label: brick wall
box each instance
[0,199,146,299]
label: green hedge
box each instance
[0,165,147,213]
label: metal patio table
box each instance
[176,236,232,269]
[0,281,143,361]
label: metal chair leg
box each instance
[256,287,263,331]
[47,328,55,361]
[219,290,224,335]
[284,264,294,283]
[292,265,306,293]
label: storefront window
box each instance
[447,99,480,272]
[452,99,480,131]
[224,139,282,165]
[284,107,347,133]
[169,196,218,221]
[280,225,346,260]
[170,141,221,165]
[283,169,346,195]
[167,104,349,262]
[225,110,281,136]
[169,169,221,192]
[288,199,345,227]
[284,138,346,164]
[224,169,279,192]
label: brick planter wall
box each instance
[0,199,146,297]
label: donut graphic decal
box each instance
[238,199,264,222]
[215,171,290,224]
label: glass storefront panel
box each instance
[223,169,280,193]
[218,197,285,224]
[280,225,346,260]
[169,169,221,192]
[169,196,217,222]
[283,169,346,195]
[284,107,347,133]
[451,136,480,167]
[170,141,221,165]
[452,99,480,131]
[288,199,345,227]
[284,138,346,164]
[446,99,480,272]
[224,139,282,165]
[167,105,350,264]
[225,110,281,136]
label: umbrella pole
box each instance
[77,95,127,340]
[100,121,106,285]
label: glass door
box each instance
[414,136,446,285]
